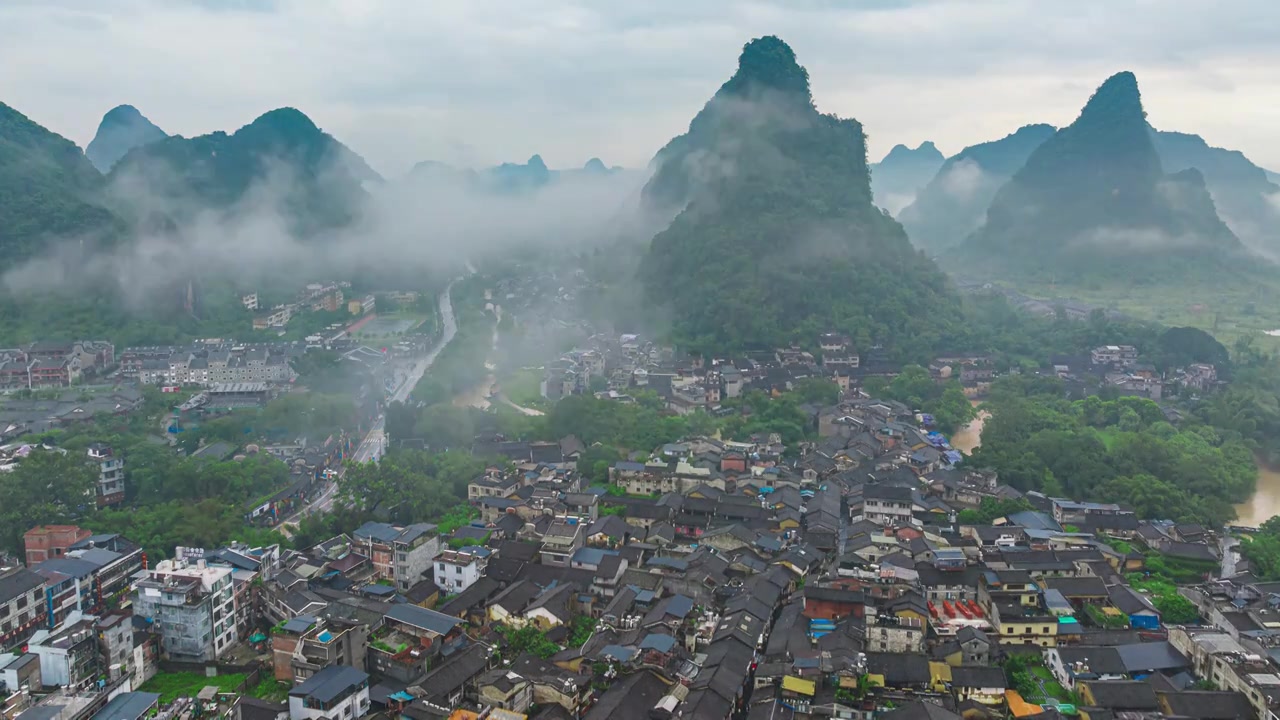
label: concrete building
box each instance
[352,522,440,593]
[28,613,102,692]
[0,568,47,647]
[288,665,370,720]
[132,560,237,662]
[32,533,144,628]
[434,548,490,595]
[23,526,91,566]
[87,445,125,508]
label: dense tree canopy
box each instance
[968,376,1256,525]
[0,449,97,554]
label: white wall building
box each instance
[288,665,370,720]
[434,547,490,595]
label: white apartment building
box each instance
[434,548,490,595]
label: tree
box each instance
[498,625,560,659]
[793,377,841,406]
[414,404,475,450]
[0,449,97,553]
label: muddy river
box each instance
[1234,463,1280,527]
[950,401,989,455]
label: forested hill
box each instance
[957,71,1249,280]
[85,104,168,173]
[0,101,122,261]
[870,141,944,214]
[107,107,377,236]
[897,124,1055,252]
[638,36,961,358]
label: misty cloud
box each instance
[938,158,990,202]
[1,149,651,305]
[3,1,1280,175]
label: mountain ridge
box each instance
[957,71,1247,279]
[638,36,960,357]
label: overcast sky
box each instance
[3,0,1278,177]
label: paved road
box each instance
[1221,534,1241,578]
[280,276,464,527]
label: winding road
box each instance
[280,274,465,530]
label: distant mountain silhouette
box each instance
[85,105,167,173]
[957,72,1247,279]
[108,107,376,235]
[870,141,944,213]
[898,124,1055,251]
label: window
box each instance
[16,596,26,610]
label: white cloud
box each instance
[2,0,1279,176]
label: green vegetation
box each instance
[0,448,97,554]
[1085,604,1128,629]
[1235,517,1280,581]
[638,36,962,358]
[568,615,597,647]
[968,376,1256,526]
[1127,574,1200,623]
[248,677,291,704]
[956,497,1033,526]
[501,368,548,410]
[87,499,286,561]
[497,625,559,659]
[337,450,486,524]
[436,504,482,535]
[0,101,120,262]
[864,365,976,434]
[140,671,248,704]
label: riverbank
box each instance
[949,399,988,455]
[1234,456,1280,527]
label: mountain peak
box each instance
[719,35,811,101]
[86,104,167,173]
[958,70,1242,279]
[527,154,547,170]
[881,141,944,165]
[583,157,607,173]
[100,104,146,125]
[1078,71,1145,126]
[245,107,320,135]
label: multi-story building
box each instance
[857,485,916,527]
[367,605,464,684]
[122,342,305,387]
[272,616,370,685]
[0,568,47,647]
[434,548,491,595]
[1090,344,1139,367]
[87,445,125,507]
[23,526,91,565]
[96,612,134,682]
[288,665,370,720]
[352,523,440,592]
[28,614,102,692]
[132,560,237,662]
[34,535,146,627]
[977,569,1059,647]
